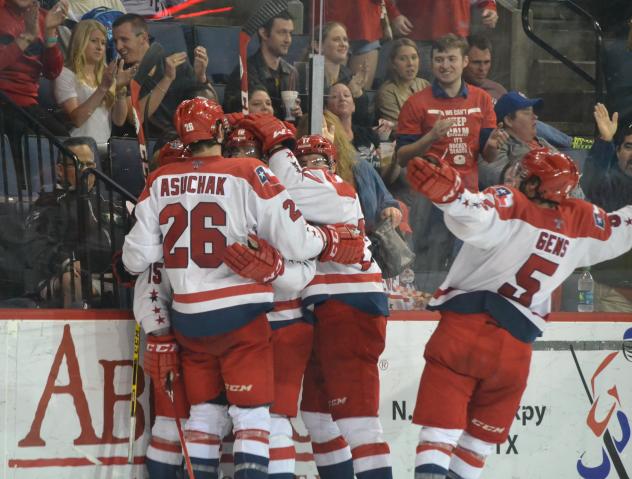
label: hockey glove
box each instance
[144,334,180,389]
[406,156,464,204]
[112,250,137,288]
[223,112,245,131]
[224,234,285,283]
[237,113,296,154]
[318,224,366,264]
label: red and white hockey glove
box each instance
[237,113,296,154]
[223,112,245,131]
[144,334,179,388]
[223,234,285,283]
[406,156,464,204]
[318,224,366,264]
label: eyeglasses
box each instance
[63,161,97,170]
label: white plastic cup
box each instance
[281,90,299,121]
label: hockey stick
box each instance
[126,43,165,463]
[240,0,289,114]
[166,373,196,479]
[127,322,141,463]
[569,345,630,479]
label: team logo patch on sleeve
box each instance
[494,186,513,207]
[593,205,605,229]
[255,166,270,185]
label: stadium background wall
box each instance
[1,310,631,478]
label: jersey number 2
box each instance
[498,254,559,307]
[160,202,227,268]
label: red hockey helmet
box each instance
[173,98,225,146]
[519,148,579,203]
[224,127,261,158]
[295,135,337,171]
[156,140,191,167]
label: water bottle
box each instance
[577,269,594,313]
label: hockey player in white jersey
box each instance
[220,123,318,479]
[406,148,632,479]
[122,98,366,479]
[237,114,395,479]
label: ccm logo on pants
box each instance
[226,383,253,392]
[471,418,505,434]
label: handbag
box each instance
[369,219,415,279]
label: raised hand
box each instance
[164,52,188,82]
[594,103,618,142]
[193,45,208,83]
[481,8,499,29]
[45,0,68,31]
[24,1,40,40]
[100,59,117,91]
[115,59,136,88]
[348,60,368,97]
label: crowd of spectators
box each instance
[0,0,630,312]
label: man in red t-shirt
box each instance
[396,34,505,192]
[396,34,506,290]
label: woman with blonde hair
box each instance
[323,106,401,234]
[376,38,430,126]
[54,19,127,144]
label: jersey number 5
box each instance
[498,253,559,307]
[160,202,227,268]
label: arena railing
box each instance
[521,0,604,104]
[0,91,136,309]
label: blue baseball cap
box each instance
[494,91,543,123]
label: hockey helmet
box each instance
[224,127,261,158]
[156,140,191,167]
[519,148,579,203]
[173,98,225,146]
[295,135,337,171]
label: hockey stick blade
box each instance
[242,0,288,36]
[165,374,196,479]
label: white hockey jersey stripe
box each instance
[172,284,273,314]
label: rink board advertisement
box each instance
[1,310,631,479]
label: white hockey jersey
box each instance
[133,262,172,334]
[430,185,632,342]
[122,156,326,337]
[268,150,387,316]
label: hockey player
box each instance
[406,148,632,479]
[221,124,317,479]
[129,141,199,479]
[238,114,393,479]
[122,98,366,479]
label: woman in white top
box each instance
[54,20,127,145]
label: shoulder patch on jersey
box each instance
[593,204,605,229]
[255,165,271,185]
[493,186,514,208]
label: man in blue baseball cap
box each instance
[479,91,556,189]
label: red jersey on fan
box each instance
[397,82,496,191]
[397,0,497,41]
